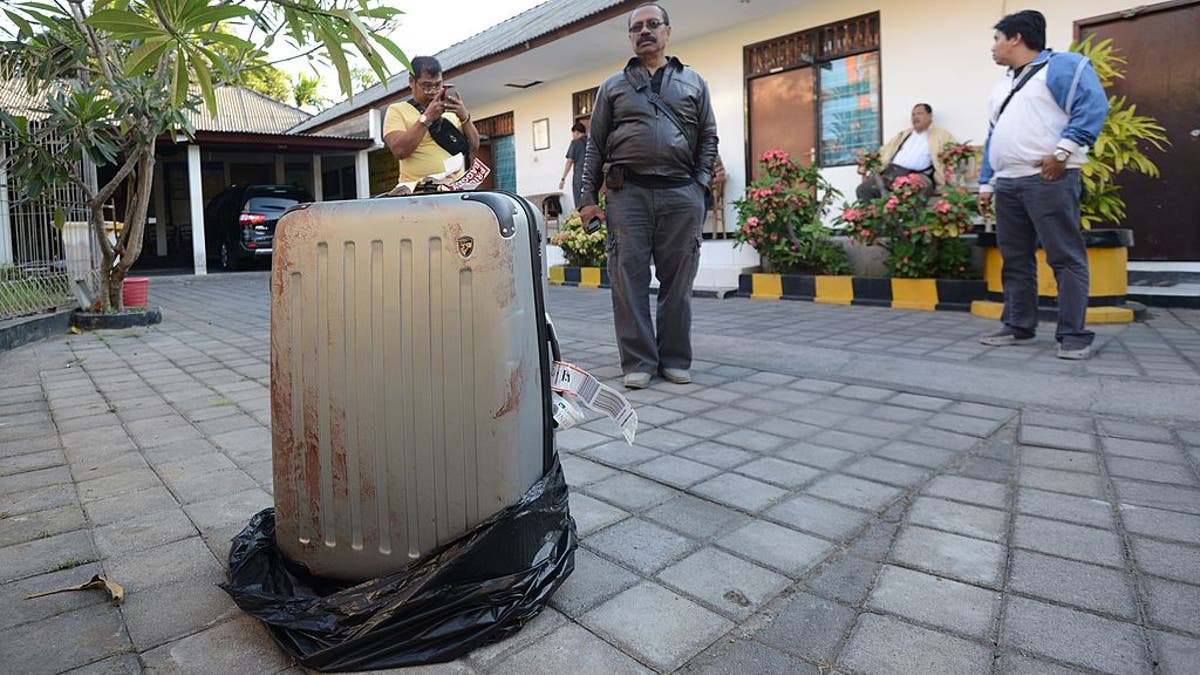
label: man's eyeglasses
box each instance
[628,19,667,33]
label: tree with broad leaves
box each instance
[0,0,408,311]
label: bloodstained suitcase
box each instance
[269,191,555,582]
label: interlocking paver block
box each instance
[905,427,979,452]
[1107,457,1196,486]
[1132,537,1200,585]
[642,494,747,540]
[714,429,788,453]
[138,616,291,675]
[841,613,992,675]
[580,441,662,468]
[1019,426,1096,452]
[1119,504,1200,545]
[635,455,720,488]
[0,602,131,674]
[1009,550,1137,619]
[1018,465,1105,498]
[580,582,734,672]
[1113,479,1200,515]
[1153,630,1200,675]
[631,428,700,453]
[908,496,1007,542]
[491,623,652,675]
[1021,447,1101,473]
[843,457,929,487]
[890,393,953,411]
[585,518,697,574]
[586,473,679,511]
[873,441,957,468]
[735,457,822,488]
[1013,514,1124,568]
[807,474,903,511]
[755,591,854,661]
[658,547,789,619]
[550,548,641,617]
[692,473,787,512]
[1002,596,1149,673]
[717,520,834,576]
[766,495,871,541]
[561,455,618,486]
[0,562,106,631]
[891,526,1005,587]
[1144,578,1200,633]
[676,442,754,469]
[0,529,98,584]
[1102,437,1186,464]
[808,554,878,604]
[1097,420,1174,443]
[811,429,887,453]
[776,442,855,469]
[568,493,629,537]
[926,413,1005,438]
[120,577,241,651]
[1017,487,1113,529]
[867,565,999,637]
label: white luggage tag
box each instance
[551,392,587,430]
[551,361,638,445]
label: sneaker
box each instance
[660,368,692,385]
[979,331,1035,347]
[1056,343,1092,360]
[623,372,652,389]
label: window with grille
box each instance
[745,13,881,168]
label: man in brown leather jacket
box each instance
[579,2,718,390]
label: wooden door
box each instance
[1080,1,1200,260]
[747,67,815,181]
[475,142,495,191]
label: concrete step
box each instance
[1126,263,1200,308]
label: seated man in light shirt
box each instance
[856,103,955,200]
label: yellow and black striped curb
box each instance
[549,266,609,289]
[975,230,1143,323]
[737,274,984,312]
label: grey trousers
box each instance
[605,182,706,374]
[994,170,1094,346]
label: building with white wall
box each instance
[296,0,1197,276]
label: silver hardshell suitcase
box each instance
[270,191,555,582]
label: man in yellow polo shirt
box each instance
[383,56,480,183]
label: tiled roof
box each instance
[0,79,50,120]
[289,0,627,134]
[1,80,311,134]
[183,86,311,134]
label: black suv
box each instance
[204,184,313,270]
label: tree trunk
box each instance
[94,141,157,313]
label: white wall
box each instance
[469,0,1144,222]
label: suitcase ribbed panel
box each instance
[272,194,545,581]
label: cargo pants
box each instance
[605,181,706,375]
[994,170,1094,347]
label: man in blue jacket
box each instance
[978,10,1108,360]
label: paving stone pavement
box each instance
[2,272,1199,674]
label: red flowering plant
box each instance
[733,150,849,275]
[839,173,978,279]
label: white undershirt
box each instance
[892,129,932,172]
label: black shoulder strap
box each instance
[642,88,697,166]
[404,98,470,161]
[995,60,1048,121]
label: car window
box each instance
[243,196,301,216]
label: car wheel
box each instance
[220,242,239,271]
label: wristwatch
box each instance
[1053,148,1070,162]
[418,113,429,126]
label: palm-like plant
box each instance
[1070,35,1169,229]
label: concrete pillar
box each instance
[355,149,370,199]
[0,144,13,265]
[152,162,168,256]
[275,154,286,183]
[188,145,207,275]
[313,154,324,202]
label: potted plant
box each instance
[549,211,609,288]
[733,150,849,276]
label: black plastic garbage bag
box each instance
[221,459,577,672]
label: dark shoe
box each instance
[1056,343,1092,360]
[660,368,692,385]
[979,331,1035,347]
[623,372,652,389]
